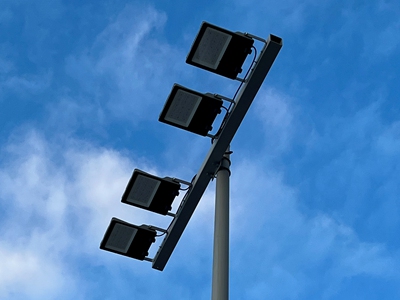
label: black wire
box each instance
[156,232,166,237]
[230,45,257,105]
[211,45,258,143]
[221,105,229,112]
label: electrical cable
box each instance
[211,45,258,143]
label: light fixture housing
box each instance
[159,84,223,136]
[121,169,180,215]
[100,218,156,260]
[186,22,254,79]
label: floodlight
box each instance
[100,218,156,260]
[121,169,181,215]
[159,84,223,136]
[186,22,254,79]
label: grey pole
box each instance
[212,146,231,300]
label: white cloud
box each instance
[1,1,399,299]
[6,74,50,93]
[324,2,400,61]
[0,128,220,298]
[1,119,399,299]
[64,5,183,125]
[373,19,400,56]
[220,0,331,34]
[376,120,400,155]
[253,87,295,153]
[0,130,154,298]
[301,100,400,229]
[228,157,399,299]
[0,72,52,98]
[0,245,73,300]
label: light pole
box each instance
[152,25,282,272]
[212,146,231,300]
[100,21,282,300]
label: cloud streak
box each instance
[64,5,183,126]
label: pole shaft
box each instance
[212,147,231,300]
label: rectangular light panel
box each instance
[105,223,137,253]
[192,27,232,70]
[164,89,201,127]
[127,174,161,207]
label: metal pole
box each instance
[212,147,231,300]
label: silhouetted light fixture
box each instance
[100,218,156,260]
[159,84,223,136]
[121,169,180,215]
[186,22,254,79]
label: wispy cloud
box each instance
[0,130,150,298]
[0,245,74,300]
[1,1,399,299]
[254,87,295,153]
[229,160,399,299]
[0,128,221,299]
[64,5,183,126]
[1,72,52,97]
[1,102,399,298]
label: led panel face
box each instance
[100,218,157,260]
[191,27,232,70]
[126,174,161,207]
[159,84,223,136]
[121,169,181,215]
[105,223,137,253]
[186,22,254,79]
[164,89,201,127]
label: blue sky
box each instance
[1,0,399,299]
